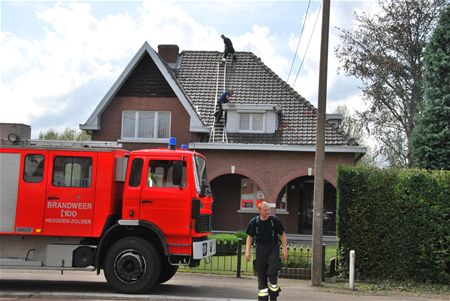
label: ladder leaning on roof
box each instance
[209,61,228,143]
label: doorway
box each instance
[298,178,336,235]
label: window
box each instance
[193,155,208,194]
[129,158,143,187]
[147,160,186,188]
[240,177,266,210]
[276,185,288,211]
[122,110,171,140]
[24,154,44,183]
[52,157,92,187]
[239,113,264,132]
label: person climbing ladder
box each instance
[214,89,233,123]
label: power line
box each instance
[286,0,312,84]
[292,2,323,87]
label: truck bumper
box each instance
[192,239,216,259]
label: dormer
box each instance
[223,104,281,134]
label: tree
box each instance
[334,105,364,144]
[335,0,446,167]
[334,104,376,167]
[39,128,91,141]
[412,5,450,170]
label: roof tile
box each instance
[176,51,357,146]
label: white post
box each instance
[349,250,355,290]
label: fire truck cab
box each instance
[0,139,215,293]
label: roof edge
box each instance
[188,142,367,154]
[80,42,204,131]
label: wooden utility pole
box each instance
[311,0,330,286]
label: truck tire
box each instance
[158,259,178,284]
[104,237,161,293]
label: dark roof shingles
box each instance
[177,51,355,146]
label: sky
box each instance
[1,0,378,138]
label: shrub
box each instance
[336,166,449,283]
[211,233,244,256]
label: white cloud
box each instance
[0,1,375,137]
[235,25,290,77]
[284,1,378,114]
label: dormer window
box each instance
[224,104,280,134]
[239,113,264,132]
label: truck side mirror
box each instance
[172,161,183,186]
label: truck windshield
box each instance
[193,155,208,194]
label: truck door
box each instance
[13,150,48,235]
[140,157,190,236]
[43,151,97,236]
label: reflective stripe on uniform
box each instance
[268,282,280,291]
[258,288,269,296]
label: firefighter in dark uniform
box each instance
[245,201,288,301]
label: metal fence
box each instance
[180,239,325,279]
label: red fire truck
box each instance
[0,138,215,293]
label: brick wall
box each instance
[91,96,201,150]
[198,149,355,233]
[199,149,354,200]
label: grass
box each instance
[323,279,450,297]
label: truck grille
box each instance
[195,215,212,233]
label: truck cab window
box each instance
[52,156,92,187]
[148,160,186,188]
[129,158,143,187]
[24,154,44,183]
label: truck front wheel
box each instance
[104,237,161,293]
[158,259,179,284]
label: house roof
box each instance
[176,50,360,147]
[80,42,207,133]
[80,42,365,153]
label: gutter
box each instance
[189,142,367,154]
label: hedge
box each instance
[336,166,449,283]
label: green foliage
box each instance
[235,231,248,240]
[282,246,311,268]
[335,0,446,167]
[412,5,450,170]
[336,166,449,283]
[211,233,244,256]
[39,128,91,141]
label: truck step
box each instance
[0,258,42,267]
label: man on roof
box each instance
[221,34,237,63]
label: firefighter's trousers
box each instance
[254,242,281,300]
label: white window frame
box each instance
[238,113,266,133]
[276,185,289,214]
[120,110,171,142]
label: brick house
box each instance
[80,42,365,235]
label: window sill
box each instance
[238,209,289,215]
[118,138,170,144]
[237,209,258,213]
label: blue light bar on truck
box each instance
[168,137,176,150]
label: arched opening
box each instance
[210,174,266,232]
[275,176,337,235]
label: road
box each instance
[0,269,446,301]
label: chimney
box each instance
[158,45,179,64]
[326,114,344,127]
